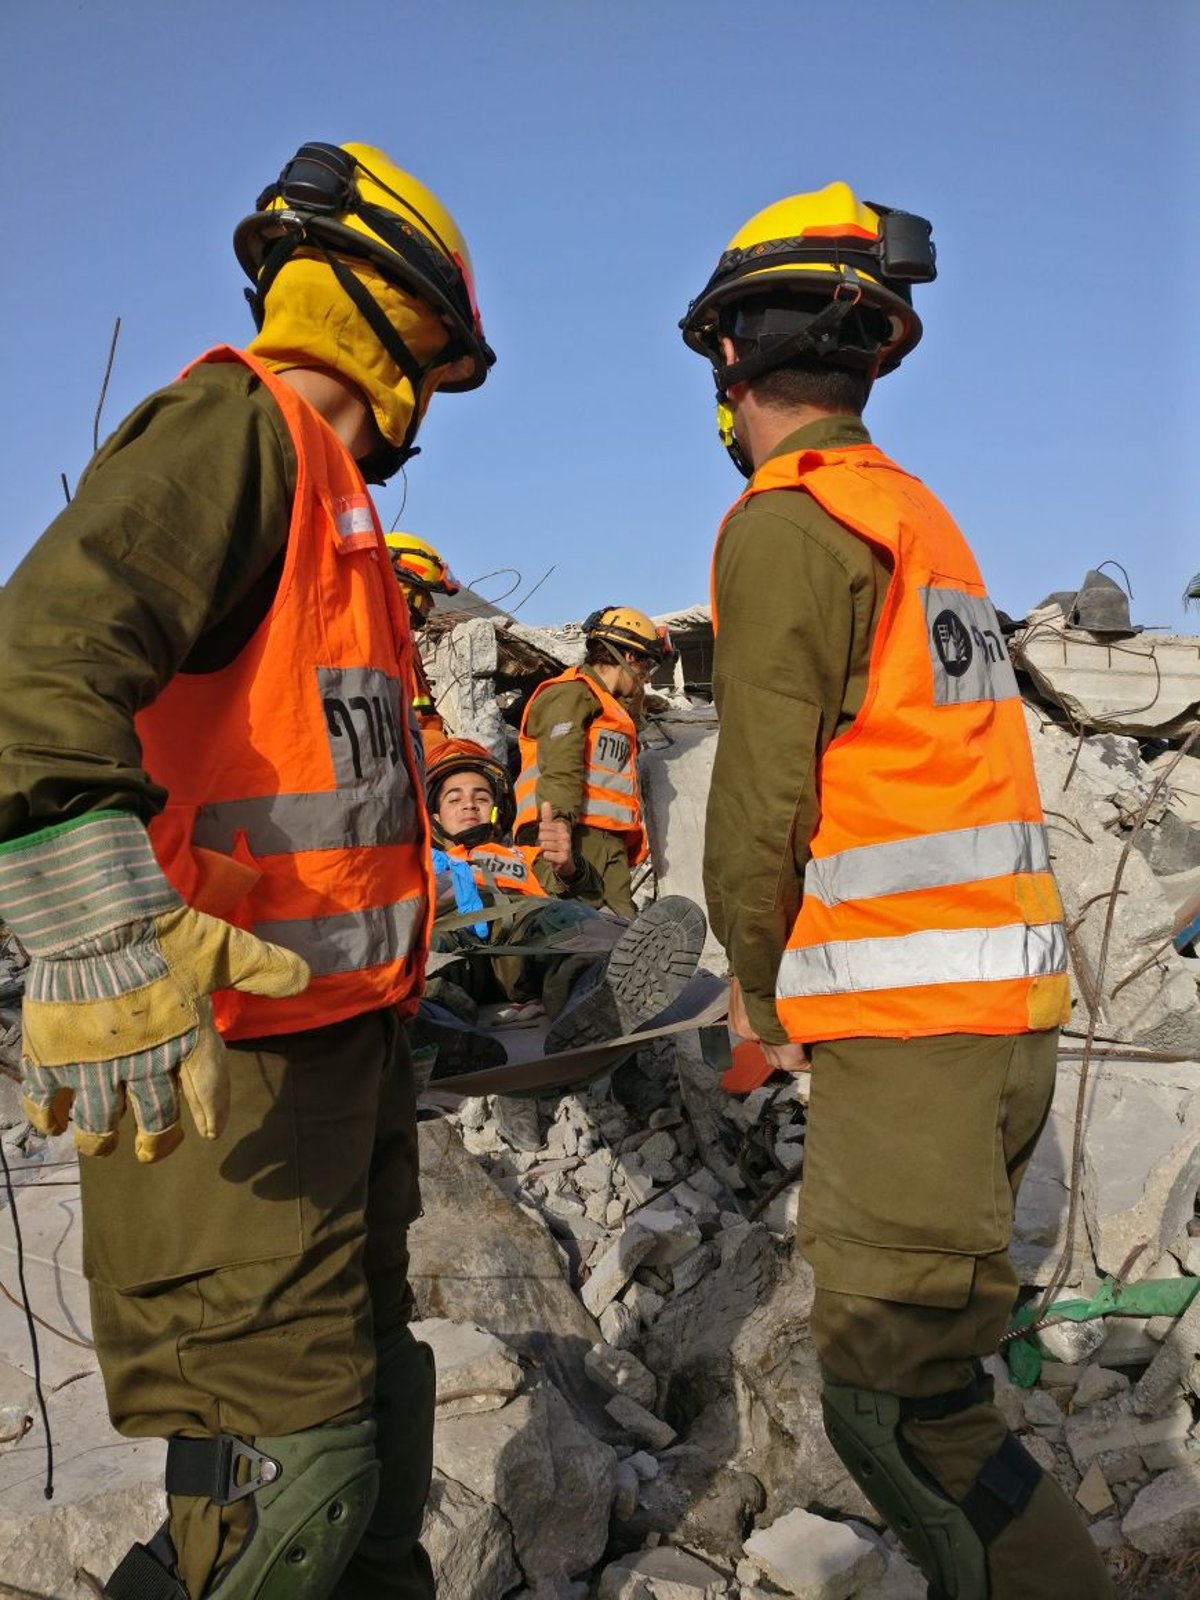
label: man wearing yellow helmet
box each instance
[0,142,493,1598]
[513,607,674,919]
[683,187,1110,1599]
[384,532,461,753]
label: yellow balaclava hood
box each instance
[247,252,454,450]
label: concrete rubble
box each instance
[1,577,1198,1594]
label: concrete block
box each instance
[1122,1462,1200,1555]
[605,1392,677,1450]
[743,1506,885,1599]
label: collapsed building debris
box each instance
[1,571,1198,1596]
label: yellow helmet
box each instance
[385,532,460,595]
[584,606,675,665]
[235,141,494,391]
[681,182,935,381]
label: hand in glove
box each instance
[0,811,310,1162]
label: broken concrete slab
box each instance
[1074,1056,1200,1279]
[410,1120,607,1425]
[1063,1390,1193,1474]
[1132,1292,1200,1416]
[1026,713,1200,1053]
[743,1505,886,1600]
[432,1379,616,1583]
[598,1544,729,1600]
[423,1470,522,1600]
[1121,1460,1200,1555]
[1013,616,1200,741]
[410,1316,524,1418]
[1011,1046,1200,1286]
[426,615,508,759]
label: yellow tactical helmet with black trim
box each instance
[584,606,675,665]
[385,532,460,627]
[234,142,495,479]
[682,182,934,376]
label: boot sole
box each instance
[544,896,707,1053]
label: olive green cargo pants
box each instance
[799,1031,1113,1599]
[80,1008,434,1599]
[572,826,636,920]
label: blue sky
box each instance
[5,1,1197,630]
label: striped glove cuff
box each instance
[0,811,181,955]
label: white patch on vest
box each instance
[921,588,1020,707]
[331,494,378,554]
[549,721,576,739]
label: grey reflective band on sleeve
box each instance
[193,789,418,858]
[252,896,425,975]
[922,587,1020,706]
[776,921,1068,1000]
[803,821,1052,907]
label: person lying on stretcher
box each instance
[419,739,705,1059]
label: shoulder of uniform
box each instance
[719,485,882,585]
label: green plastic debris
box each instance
[1003,1275,1200,1387]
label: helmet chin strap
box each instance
[715,394,754,479]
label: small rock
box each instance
[585,1342,658,1410]
[613,1459,639,1521]
[457,1095,489,1131]
[1037,1312,1108,1366]
[1072,1366,1130,1409]
[599,1299,641,1351]
[1075,1461,1115,1517]
[623,1280,666,1327]
[598,1546,728,1600]
[605,1393,677,1450]
[1021,1388,1065,1433]
[628,1451,661,1482]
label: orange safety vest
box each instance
[137,346,432,1040]
[712,443,1070,1044]
[440,839,548,899]
[514,667,648,866]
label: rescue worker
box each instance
[514,607,673,919]
[424,739,706,1055]
[0,140,494,1598]
[681,185,1112,1599]
[385,532,461,754]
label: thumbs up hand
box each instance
[537,802,579,882]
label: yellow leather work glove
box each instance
[0,811,310,1162]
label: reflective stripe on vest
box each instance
[712,442,1070,1043]
[515,667,648,865]
[462,843,548,898]
[255,897,427,975]
[802,821,1052,906]
[777,922,1068,999]
[137,346,431,1040]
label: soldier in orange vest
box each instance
[384,532,461,755]
[0,143,494,1598]
[682,188,1111,1598]
[514,606,674,918]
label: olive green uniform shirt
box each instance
[515,665,642,917]
[0,361,297,838]
[704,416,891,1043]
